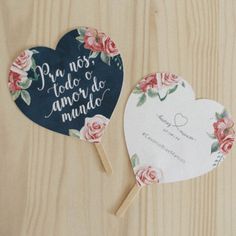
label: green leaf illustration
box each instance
[131,154,140,168]
[21,90,31,106]
[211,141,219,154]
[69,129,81,139]
[168,84,178,94]
[100,52,111,65]
[31,57,37,70]
[147,89,158,97]
[29,58,39,81]
[76,28,86,43]
[207,132,217,139]
[157,92,168,101]
[19,79,32,89]
[77,42,84,50]
[76,35,85,43]
[89,51,99,59]
[157,84,178,102]
[133,87,142,94]
[215,112,223,120]
[137,93,147,106]
[33,70,39,80]
[215,110,228,120]
[31,49,39,54]
[12,91,21,101]
[221,109,228,118]
[77,27,86,37]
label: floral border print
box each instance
[8,49,39,106]
[133,72,185,107]
[209,110,235,166]
[69,114,109,143]
[131,153,163,187]
[76,27,122,70]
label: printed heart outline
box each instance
[173,113,188,128]
[8,27,124,143]
[124,72,235,185]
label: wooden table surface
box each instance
[1,0,236,236]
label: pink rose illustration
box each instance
[211,116,235,156]
[103,36,119,57]
[160,72,179,87]
[76,27,122,68]
[8,66,28,93]
[8,70,22,92]
[138,73,158,93]
[12,50,33,72]
[135,166,162,187]
[80,115,109,143]
[219,134,235,154]
[84,28,105,52]
[213,117,235,143]
[8,50,33,93]
[134,73,183,106]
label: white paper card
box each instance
[124,73,235,185]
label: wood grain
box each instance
[0,0,236,235]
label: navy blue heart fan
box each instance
[8,27,123,144]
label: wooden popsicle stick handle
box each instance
[115,183,141,217]
[94,142,113,175]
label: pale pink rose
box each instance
[160,72,179,87]
[135,166,162,187]
[103,36,119,57]
[12,50,33,72]
[139,73,158,92]
[80,115,109,143]
[8,65,28,92]
[84,28,105,52]
[213,117,235,143]
[219,134,235,154]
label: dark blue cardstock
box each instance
[8,27,123,142]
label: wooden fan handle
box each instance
[94,142,113,175]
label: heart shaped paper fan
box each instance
[116,72,235,216]
[8,27,124,175]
